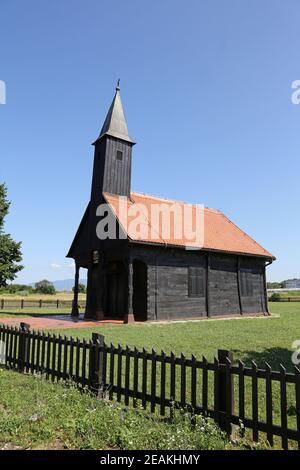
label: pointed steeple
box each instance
[94,80,135,144]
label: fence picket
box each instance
[109,344,115,400]
[214,357,220,425]
[63,336,68,380]
[81,339,87,386]
[150,349,157,413]
[202,356,208,415]
[57,335,62,380]
[191,354,197,413]
[251,361,259,442]
[133,346,138,408]
[69,337,74,379]
[51,334,57,381]
[265,362,273,446]
[117,344,122,402]
[30,331,36,373]
[160,350,166,416]
[238,360,245,422]
[142,348,147,409]
[75,338,80,383]
[180,353,186,409]
[124,345,130,406]
[45,333,51,379]
[36,331,41,373]
[280,364,288,450]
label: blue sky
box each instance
[0,0,299,283]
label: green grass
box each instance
[0,308,80,317]
[31,302,297,371]
[270,290,300,298]
[0,369,238,450]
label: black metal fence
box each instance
[0,322,299,449]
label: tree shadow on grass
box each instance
[231,347,296,372]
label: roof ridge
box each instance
[130,191,220,213]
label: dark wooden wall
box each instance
[129,244,267,321]
[92,136,133,198]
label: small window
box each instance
[240,270,253,296]
[188,267,205,297]
[92,250,99,264]
[116,150,123,161]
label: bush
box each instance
[269,292,281,302]
[34,280,56,295]
[73,283,86,294]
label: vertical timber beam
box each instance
[237,256,243,315]
[71,263,80,317]
[124,256,134,323]
[95,262,105,321]
[206,253,211,317]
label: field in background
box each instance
[0,292,86,301]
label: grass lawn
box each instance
[30,302,297,371]
[0,369,240,450]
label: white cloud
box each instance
[50,263,61,269]
[68,261,75,268]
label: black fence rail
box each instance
[0,298,86,310]
[268,297,300,302]
[0,322,300,449]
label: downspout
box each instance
[264,259,273,316]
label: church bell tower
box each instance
[90,80,135,201]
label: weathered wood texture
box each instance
[93,136,133,197]
[129,245,267,321]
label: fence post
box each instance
[217,349,234,437]
[89,332,105,394]
[18,322,30,372]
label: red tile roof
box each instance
[103,192,275,259]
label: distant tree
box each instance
[73,283,86,294]
[0,283,34,294]
[267,282,284,289]
[35,280,56,295]
[0,183,23,287]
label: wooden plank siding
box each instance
[130,245,268,321]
